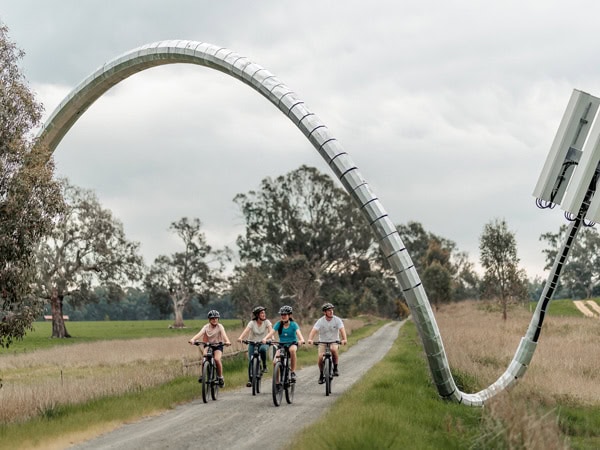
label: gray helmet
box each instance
[252,306,266,319]
[322,302,334,312]
[278,305,293,315]
[207,310,220,319]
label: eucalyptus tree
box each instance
[479,218,528,320]
[234,165,376,319]
[397,221,479,301]
[144,217,231,328]
[34,180,144,338]
[540,225,600,299]
[0,23,63,346]
[229,264,273,322]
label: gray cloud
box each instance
[2,0,598,277]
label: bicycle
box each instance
[313,340,340,396]
[193,341,225,403]
[271,341,298,406]
[242,339,270,396]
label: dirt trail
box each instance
[68,321,403,450]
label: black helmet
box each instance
[278,305,293,315]
[322,302,334,311]
[252,306,266,319]
[207,310,220,319]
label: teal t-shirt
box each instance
[274,320,299,344]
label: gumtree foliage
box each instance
[0,24,63,347]
[479,218,528,320]
[144,217,230,328]
[34,179,144,338]
[540,225,600,299]
[234,165,375,312]
[229,264,275,321]
[396,221,479,300]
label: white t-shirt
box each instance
[313,315,344,342]
[246,319,272,341]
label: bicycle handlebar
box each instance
[312,340,341,345]
[242,339,272,346]
[192,341,230,348]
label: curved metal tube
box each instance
[35,40,559,406]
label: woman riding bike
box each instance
[262,305,305,382]
[237,305,274,387]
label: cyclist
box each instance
[237,305,274,387]
[307,302,347,384]
[262,305,305,382]
[189,310,231,387]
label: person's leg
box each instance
[214,350,223,377]
[259,344,269,370]
[317,344,325,382]
[331,344,340,375]
[289,345,298,372]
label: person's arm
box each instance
[237,323,251,342]
[189,326,205,344]
[220,324,231,346]
[262,322,277,343]
[339,323,348,345]
[296,325,305,345]
[307,327,318,345]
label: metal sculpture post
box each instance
[33,42,600,405]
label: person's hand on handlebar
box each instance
[341,339,347,345]
[307,339,313,345]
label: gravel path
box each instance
[69,321,403,450]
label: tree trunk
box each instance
[51,291,71,338]
[172,299,185,329]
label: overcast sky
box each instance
[3,1,600,279]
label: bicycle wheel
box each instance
[285,373,295,404]
[211,363,219,401]
[324,357,331,396]
[201,360,210,403]
[272,362,283,406]
[252,356,261,396]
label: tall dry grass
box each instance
[435,300,600,449]
[0,321,362,424]
[435,300,600,405]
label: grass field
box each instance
[0,319,242,354]
[2,300,600,449]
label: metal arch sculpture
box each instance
[35,40,543,406]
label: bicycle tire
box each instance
[324,357,331,396]
[201,360,210,403]
[272,361,283,406]
[285,374,295,404]
[252,356,261,396]
[211,362,219,401]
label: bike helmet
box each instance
[278,305,293,315]
[207,310,220,319]
[322,302,334,311]
[252,306,266,319]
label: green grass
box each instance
[291,321,482,450]
[558,404,600,449]
[0,319,242,354]
[545,299,587,317]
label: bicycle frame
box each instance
[194,342,223,403]
[271,341,296,406]
[314,340,340,396]
[242,340,267,396]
